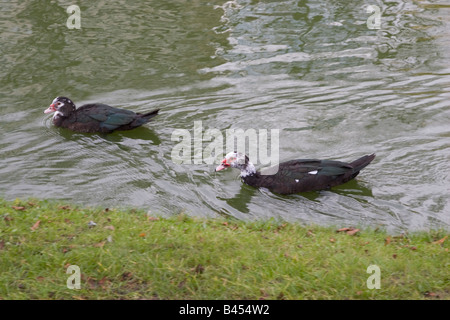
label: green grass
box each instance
[0,198,448,300]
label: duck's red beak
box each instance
[44,103,57,114]
[215,159,230,172]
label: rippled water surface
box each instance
[1,0,449,232]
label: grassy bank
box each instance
[0,198,448,300]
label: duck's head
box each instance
[44,96,76,118]
[215,151,256,177]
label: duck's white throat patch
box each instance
[240,162,256,177]
[53,111,64,119]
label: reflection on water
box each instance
[0,0,449,232]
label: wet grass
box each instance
[0,198,448,300]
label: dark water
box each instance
[1,0,449,232]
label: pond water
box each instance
[1,0,449,232]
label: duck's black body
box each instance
[53,103,159,133]
[44,97,159,133]
[243,155,375,194]
[216,152,375,195]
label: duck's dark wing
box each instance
[244,155,375,194]
[75,104,138,132]
[277,159,353,177]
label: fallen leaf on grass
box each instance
[30,220,41,231]
[12,206,26,211]
[58,205,71,210]
[194,264,205,274]
[222,221,238,230]
[86,277,98,289]
[424,291,440,298]
[138,233,146,237]
[104,225,115,231]
[329,238,336,243]
[347,228,360,236]
[178,280,186,289]
[121,272,133,281]
[385,236,391,246]
[83,274,110,289]
[277,292,286,300]
[432,236,448,245]
[98,277,110,289]
[148,216,159,221]
[93,241,106,248]
[336,227,359,235]
[259,289,269,300]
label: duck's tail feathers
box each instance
[141,109,160,122]
[350,153,376,173]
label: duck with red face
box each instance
[216,151,375,195]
